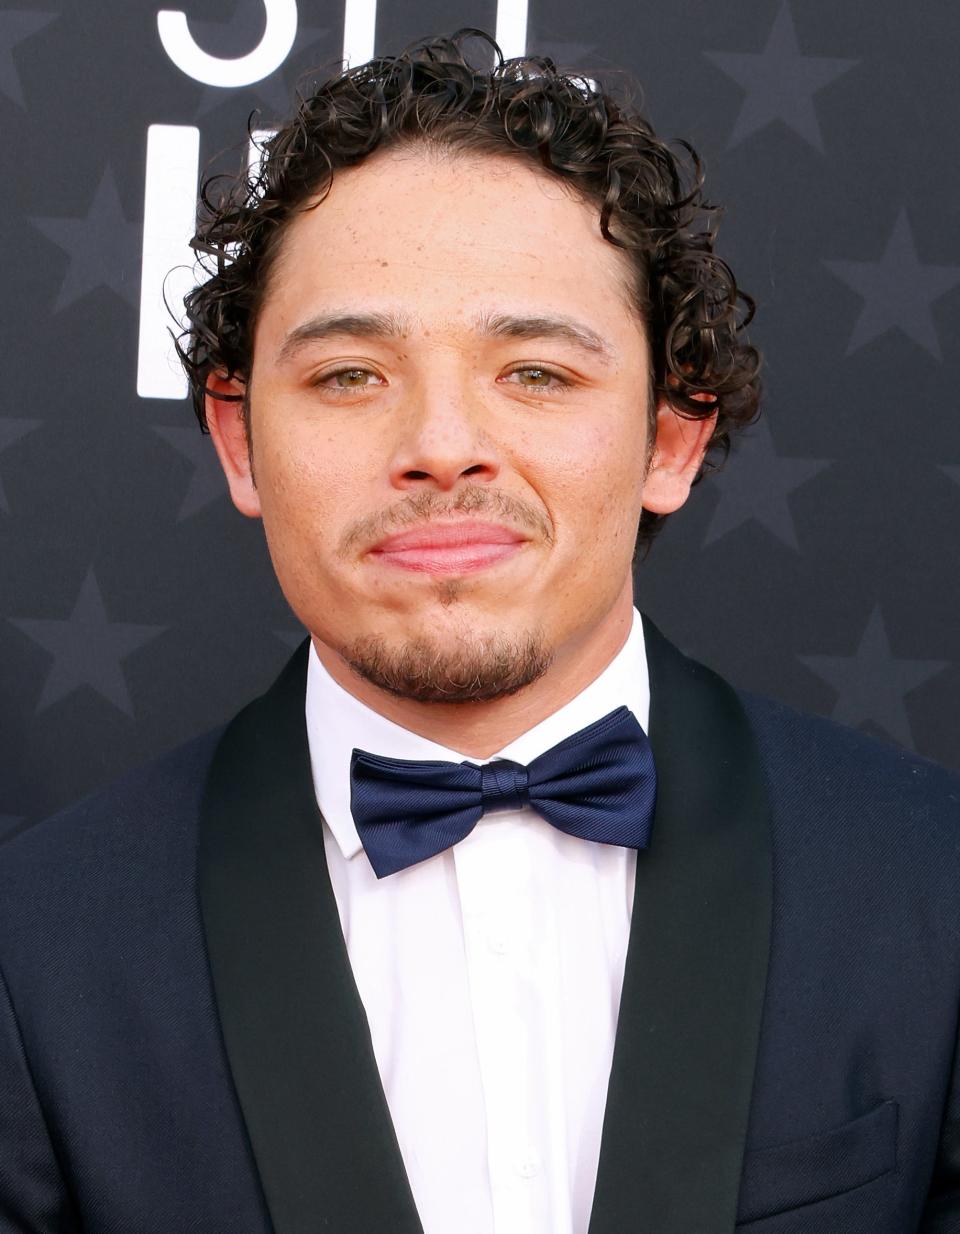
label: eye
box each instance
[309,366,385,394]
[502,365,573,393]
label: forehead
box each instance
[257,146,645,350]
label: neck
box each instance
[311,585,637,759]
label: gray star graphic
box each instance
[0,11,56,108]
[799,605,949,749]
[704,1,856,152]
[31,168,141,311]
[824,209,960,360]
[703,418,831,549]
[0,416,41,513]
[275,627,308,651]
[193,11,332,121]
[9,567,165,717]
[153,426,229,520]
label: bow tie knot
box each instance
[479,760,530,813]
[350,706,657,878]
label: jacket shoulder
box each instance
[735,686,960,835]
[0,724,227,892]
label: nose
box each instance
[387,379,502,493]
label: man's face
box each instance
[212,147,687,701]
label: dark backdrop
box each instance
[2,0,959,836]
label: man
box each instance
[0,27,957,1234]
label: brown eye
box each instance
[311,367,385,394]
[330,365,372,385]
[504,366,572,391]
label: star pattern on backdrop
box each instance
[0,10,56,108]
[4,5,958,817]
[275,627,308,651]
[824,210,960,361]
[153,426,229,520]
[798,605,949,750]
[703,418,831,549]
[0,417,41,513]
[30,168,141,311]
[703,1,856,152]
[9,567,165,717]
[192,8,333,121]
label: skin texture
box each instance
[207,146,716,757]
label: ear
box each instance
[641,393,718,515]
[205,372,261,519]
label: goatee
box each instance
[344,629,553,703]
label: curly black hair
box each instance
[177,27,761,555]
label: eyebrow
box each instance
[275,309,615,366]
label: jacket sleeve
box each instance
[0,960,78,1233]
[920,1002,960,1232]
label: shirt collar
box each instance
[304,608,650,861]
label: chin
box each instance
[336,609,554,706]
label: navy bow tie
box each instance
[349,706,657,878]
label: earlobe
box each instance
[205,372,262,519]
[642,394,718,516]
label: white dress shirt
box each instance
[304,608,650,1234]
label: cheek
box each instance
[541,418,647,542]
[253,425,360,556]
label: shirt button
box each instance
[487,932,509,955]
[517,1154,540,1179]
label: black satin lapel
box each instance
[588,614,773,1234]
[198,638,423,1234]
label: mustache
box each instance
[338,486,554,557]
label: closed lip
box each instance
[370,520,529,553]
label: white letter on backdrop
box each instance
[136,125,200,400]
[495,0,528,60]
[341,0,376,68]
[157,0,297,87]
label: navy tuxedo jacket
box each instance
[1,614,959,1233]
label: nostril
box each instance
[462,464,488,476]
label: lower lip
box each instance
[369,542,525,575]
